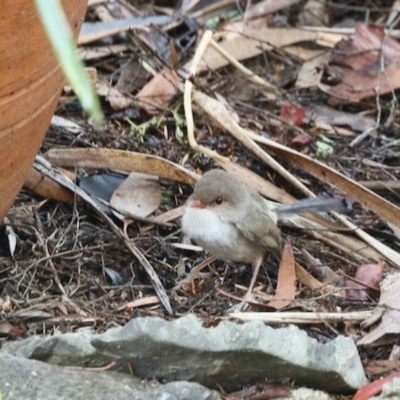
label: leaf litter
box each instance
[2,0,400,398]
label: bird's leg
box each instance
[245,256,263,300]
[229,256,263,312]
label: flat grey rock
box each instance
[285,388,332,399]
[3,314,367,394]
[0,352,219,400]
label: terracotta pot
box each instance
[0,0,88,221]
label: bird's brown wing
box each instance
[234,195,282,258]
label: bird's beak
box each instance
[190,199,206,209]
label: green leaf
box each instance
[35,0,103,121]
[315,141,334,158]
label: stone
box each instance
[3,314,368,394]
[0,352,219,400]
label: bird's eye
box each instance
[215,197,223,205]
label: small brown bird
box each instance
[182,169,341,304]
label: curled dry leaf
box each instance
[45,148,199,185]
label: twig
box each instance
[208,38,281,97]
[228,310,374,324]
[67,361,117,371]
[184,29,230,163]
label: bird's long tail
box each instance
[276,196,344,217]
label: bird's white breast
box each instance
[181,207,260,263]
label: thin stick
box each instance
[184,30,230,163]
[209,38,281,97]
[228,310,374,324]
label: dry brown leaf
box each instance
[45,148,199,185]
[141,205,186,234]
[95,80,134,110]
[295,262,324,290]
[305,105,375,134]
[289,133,312,147]
[280,103,306,126]
[358,273,400,346]
[110,172,161,219]
[297,0,329,26]
[135,68,179,114]
[222,17,270,41]
[268,242,296,309]
[329,24,400,104]
[285,45,327,61]
[295,51,330,89]
[345,262,384,301]
[286,214,384,262]
[197,28,345,72]
[116,59,149,94]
